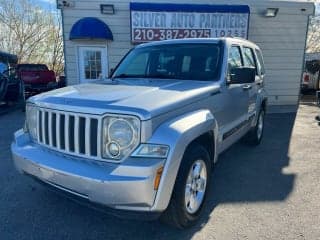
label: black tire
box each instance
[244,109,265,146]
[160,143,212,229]
[0,74,8,101]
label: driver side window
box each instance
[228,46,243,73]
[228,46,243,79]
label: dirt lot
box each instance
[0,101,320,240]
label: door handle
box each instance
[243,84,252,90]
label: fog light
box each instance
[108,142,120,157]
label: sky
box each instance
[37,0,56,11]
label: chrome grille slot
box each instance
[44,111,49,145]
[51,113,57,147]
[69,115,75,152]
[90,119,98,156]
[37,108,100,160]
[79,117,86,154]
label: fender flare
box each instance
[148,109,218,211]
[253,89,268,125]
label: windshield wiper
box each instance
[112,73,182,80]
[140,74,183,80]
[112,73,143,79]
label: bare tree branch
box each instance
[0,0,64,75]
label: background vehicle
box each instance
[16,64,57,98]
[12,38,267,228]
[0,51,21,105]
[301,60,320,93]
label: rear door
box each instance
[242,46,260,117]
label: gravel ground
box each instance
[0,102,319,240]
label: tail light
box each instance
[304,74,310,83]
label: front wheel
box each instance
[161,143,211,229]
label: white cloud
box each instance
[39,0,56,5]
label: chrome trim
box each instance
[65,113,70,152]
[56,113,61,149]
[32,107,141,163]
[74,116,80,154]
[48,111,53,147]
[41,110,45,144]
[85,116,91,156]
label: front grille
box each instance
[37,108,101,159]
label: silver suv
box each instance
[12,38,267,228]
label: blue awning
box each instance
[69,17,113,41]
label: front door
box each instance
[226,45,250,124]
[218,45,250,150]
[78,46,107,83]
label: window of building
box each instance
[78,46,107,83]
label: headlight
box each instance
[26,104,38,141]
[102,115,140,160]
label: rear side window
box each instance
[255,49,265,75]
[243,47,257,72]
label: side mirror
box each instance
[229,67,255,84]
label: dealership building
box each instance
[58,0,314,112]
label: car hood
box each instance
[30,79,220,120]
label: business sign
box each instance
[130,3,250,43]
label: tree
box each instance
[0,0,64,75]
[306,2,320,53]
[306,16,320,53]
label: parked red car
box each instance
[16,64,57,96]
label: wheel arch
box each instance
[188,131,215,165]
[149,109,218,212]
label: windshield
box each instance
[18,64,48,71]
[112,43,222,81]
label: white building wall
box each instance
[61,0,314,107]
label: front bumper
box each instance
[24,82,58,93]
[12,130,165,213]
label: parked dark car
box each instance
[2,69,22,102]
[0,51,21,104]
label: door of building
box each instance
[78,46,107,83]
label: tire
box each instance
[244,109,265,146]
[160,143,212,229]
[0,74,8,101]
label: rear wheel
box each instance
[244,109,265,145]
[161,143,211,229]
